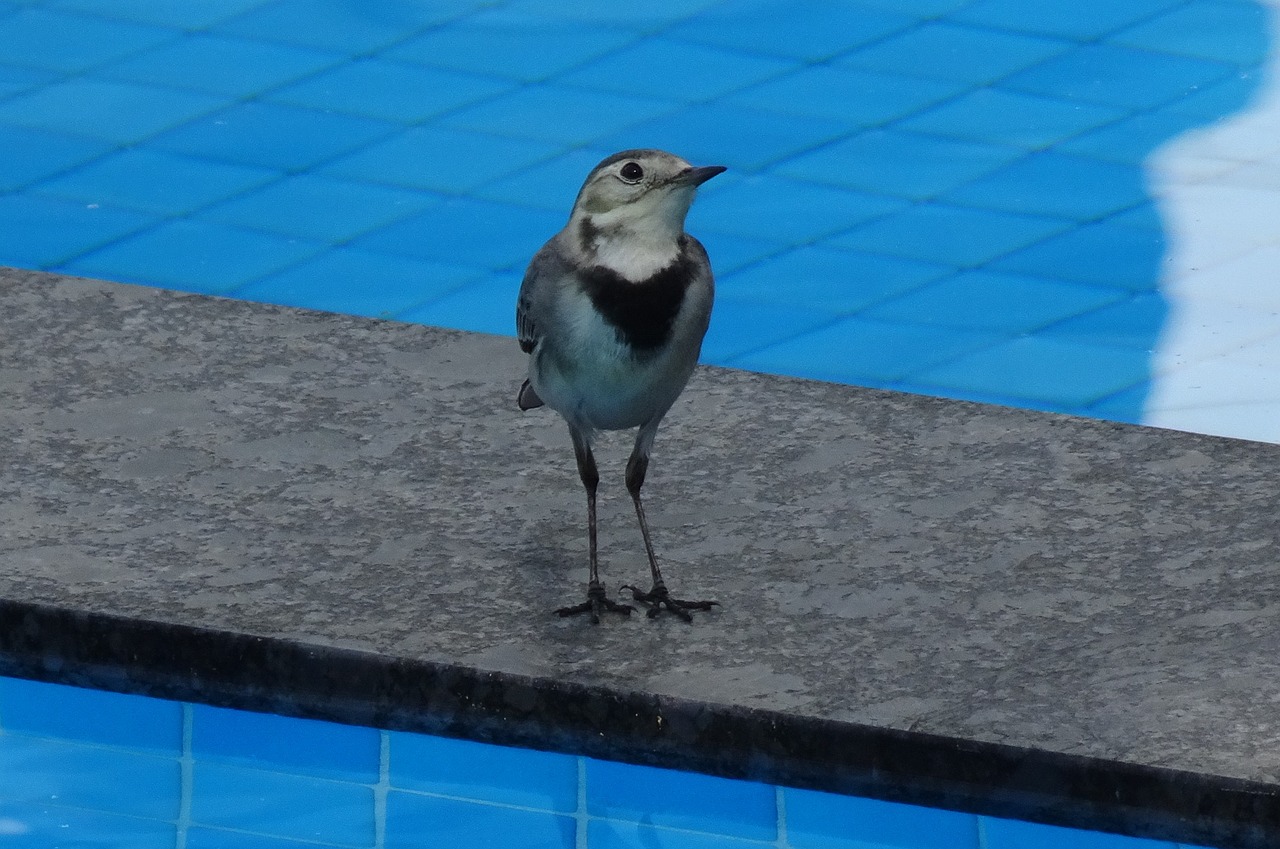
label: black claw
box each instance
[621,583,718,622]
[556,583,633,624]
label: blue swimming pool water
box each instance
[0,1,1273,846]
[1,0,1278,440]
[0,676,1208,849]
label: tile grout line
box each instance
[375,730,391,849]
[576,756,589,849]
[177,702,194,849]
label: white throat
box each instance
[594,230,680,281]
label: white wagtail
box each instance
[517,149,725,623]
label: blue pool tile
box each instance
[210,0,472,52]
[191,703,380,781]
[397,272,522,334]
[186,826,340,849]
[0,78,221,143]
[64,219,324,294]
[560,38,794,102]
[0,802,176,849]
[585,759,776,841]
[696,231,785,275]
[232,248,481,318]
[37,149,277,215]
[47,0,266,28]
[0,735,180,819]
[692,175,905,242]
[0,8,173,73]
[729,317,991,385]
[941,151,1145,220]
[385,10,635,81]
[0,123,113,191]
[386,791,574,849]
[442,84,678,145]
[1003,45,1235,111]
[839,21,1068,85]
[389,732,577,812]
[0,677,181,752]
[589,819,773,849]
[502,0,724,29]
[0,195,149,268]
[323,126,561,194]
[990,222,1164,290]
[472,147,613,211]
[191,761,375,845]
[864,271,1125,332]
[593,102,848,172]
[832,204,1070,268]
[912,336,1155,408]
[1111,1,1269,66]
[272,59,513,124]
[150,101,395,171]
[900,88,1126,151]
[731,66,962,124]
[720,246,947,315]
[199,173,437,242]
[1038,292,1168,350]
[1086,382,1153,424]
[355,199,560,270]
[982,815,1178,849]
[779,130,1018,201]
[952,0,1187,40]
[1158,71,1260,121]
[669,0,911,61]
[0,63,58,100]
[785,789,979,849]
[1056,113,1195,165]
[701,301,837,363]
[101,33,342,97]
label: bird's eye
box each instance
[619,161,644,183]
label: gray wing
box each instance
[515,239,572,410]
[516,239,570,355]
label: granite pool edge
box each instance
[0,596,1273,849]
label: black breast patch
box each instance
[578,244,697,351]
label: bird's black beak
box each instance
[678,165,727,186]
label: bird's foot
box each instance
[621,582,718,622]
[556,582,634,625]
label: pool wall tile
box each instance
[585,758,777,842]
[0,676,181,752]
[588,819,774,849]
[0,735,181,819]
[0,802,177,849]
[981,815,1180,849]
[0,124,113,191]
[149,101,396,171]
[0,8,175,73]
[385,791,576,849]
[0,78,222,143]
[388,732,578,812]
[190,702,381,781]
[63,219,325,293]
[190,761,375,845]
[185,825,346,849]
[36,148,279,216]
[0,194,151,268]
[784,788,980,849]
[99,33,342,97]
[395,270,521,335]
[667,0,912,61]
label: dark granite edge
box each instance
[0,596,1273,848]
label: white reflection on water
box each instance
[1146,1,1280,442]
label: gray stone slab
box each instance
[2,267,1278,847]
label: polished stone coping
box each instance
[1,268,1277,848]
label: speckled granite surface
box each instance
[2,267,1277,848]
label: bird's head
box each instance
[570,149,725,245]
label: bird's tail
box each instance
[517,379,544,411]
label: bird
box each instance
[516,149,725,624]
